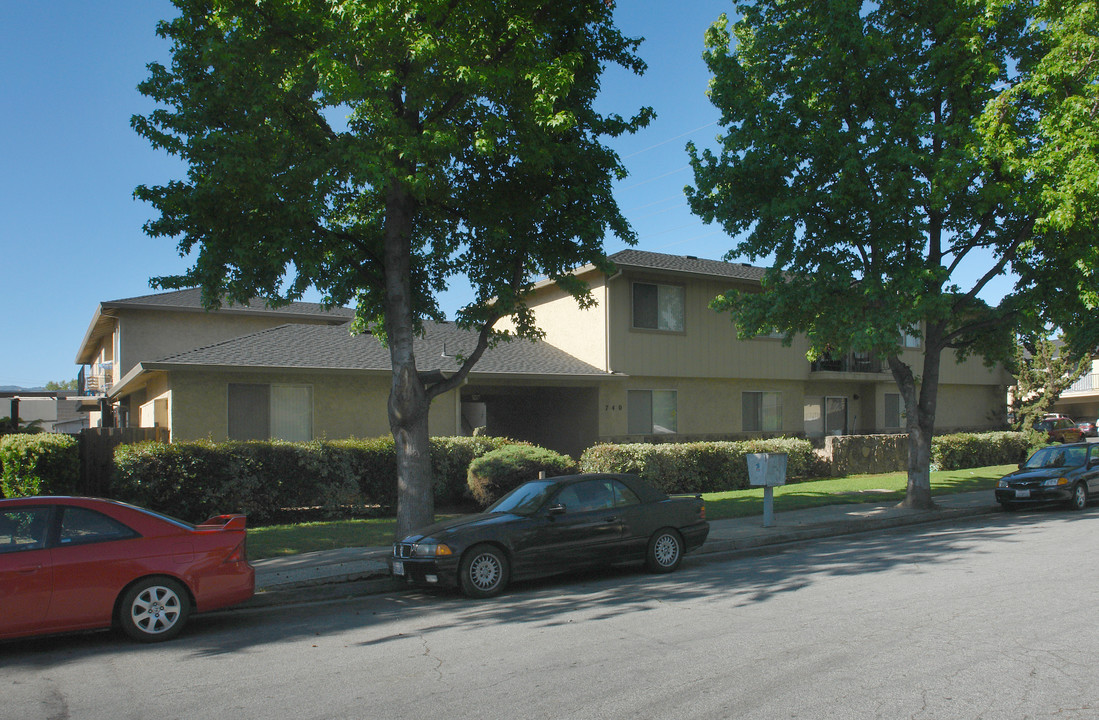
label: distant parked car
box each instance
[1077,420,1098,438]
[1035,416,1084,443]
[391,473,709,598]
[0,497,254,642]
[996,443,1099,511]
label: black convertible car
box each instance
[391,473,710,597]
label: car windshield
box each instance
[487,480,559,516]
[1024,446,1087,469]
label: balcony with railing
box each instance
[810,352,885,374]
[1063,373,1098,396]
[77,364,112,396]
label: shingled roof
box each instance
[103,288,354,320]
[142,322,611,378]
[608,249,768,282]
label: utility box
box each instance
[747,452,788,487]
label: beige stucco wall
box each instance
[933,382,1010,431]
[165,369,459,442]
[498,272,609,369]
[595,373,1006,443]
[115,310,343,379]
[598,376,809,439]
[603,273,819,380]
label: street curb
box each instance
[697,504,1000,555]
[237,502,1001,609]
[242,574,404,609]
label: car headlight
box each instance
[1043,477,1069,487]
[998,479,1008,488]
[411,542,454,558]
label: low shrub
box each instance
[0,433,80,498]
[430,435,516,505]
[467,444,577,507]
[579,438,822,494]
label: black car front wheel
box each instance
[459,544,509,598]
[646,528,683,573]
[1069,483,1088,511]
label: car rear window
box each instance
[59,506,139,546]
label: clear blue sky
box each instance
[0,1,1011,388]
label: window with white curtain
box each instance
[632,282,685,332]
[628,389,678,434]
[743,391,782,432]
[271,385,313,442]
[228,383,313,441]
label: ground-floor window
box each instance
[884,393,904,429]
[228,383,313,441]
[628,389,677,434]
[743,391,782,432]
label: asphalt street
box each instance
[3,505,1097,719]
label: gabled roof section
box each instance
[76,289,354,364]
[127,322,611,379]
[608,249,768,283]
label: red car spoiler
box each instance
[195,514,248,532]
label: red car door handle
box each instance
[17,565,42,575]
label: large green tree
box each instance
[688,0,1098,507]
[134,0,651,535]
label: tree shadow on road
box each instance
[0,506,1090,664]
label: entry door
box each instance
[825,397,848,436]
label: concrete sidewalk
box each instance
[244,490,999,607]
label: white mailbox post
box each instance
[747,452,787,527]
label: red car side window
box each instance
[0,508,50,554]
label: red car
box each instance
[0,497,254,642]
[1035,417,1084,444]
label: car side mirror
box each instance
[547,504,566,517]
[1018,463,1026,470]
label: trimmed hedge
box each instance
[467,444,578,507]
[0,433,80,498]
[579,438,822,494]
[111,435,517,524]
[930,431,1029,471]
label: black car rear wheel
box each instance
[1069,483,1088,511]
[646,528,683,573]
[459,544,509,598]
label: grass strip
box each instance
[246,464,1015,560]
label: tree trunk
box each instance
[383,183,435,539]
[888,335,943,510]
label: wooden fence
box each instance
[79,427,169,496]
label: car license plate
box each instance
[392,561,404,576]
[1015,489,1031,498]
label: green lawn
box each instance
[246,464,1015,560]
[701,464,1014,520]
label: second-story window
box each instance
[633,282,684,332]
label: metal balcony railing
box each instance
[810,353,884,374]
[1065,374,1097,394]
